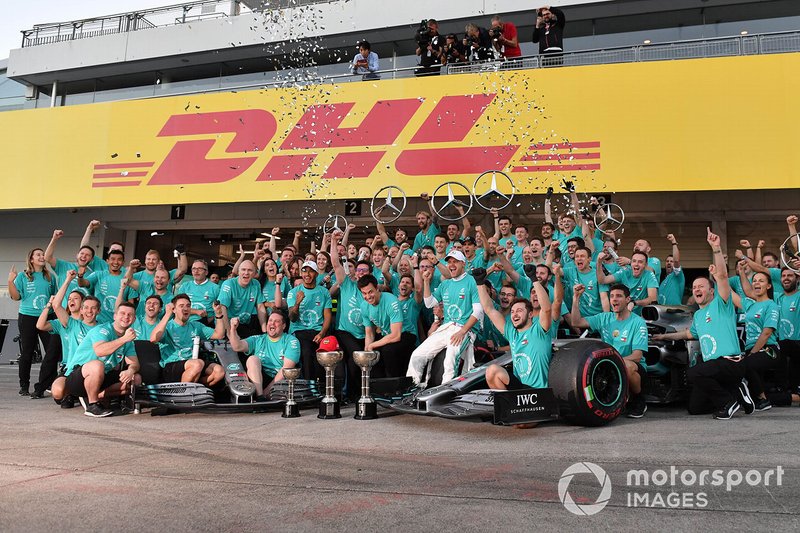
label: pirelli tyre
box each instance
[548,340,628,427]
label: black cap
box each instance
[462,236,476,245]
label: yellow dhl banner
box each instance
[1,53,799,210]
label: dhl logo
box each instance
[92,93,600,190]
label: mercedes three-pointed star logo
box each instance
[370,185,407,224]
[593,203,626,235]
[431,182,472,221]
[322,215,348,234]
[472,170,516,211]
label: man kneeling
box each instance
[64,302,141,418]
[478,280,553,392]
[151,294,226,385]
[228,312,300,400]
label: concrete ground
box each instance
[0,360,797,533]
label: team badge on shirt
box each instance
[612,329,619,338]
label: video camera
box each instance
[416,19,433,47]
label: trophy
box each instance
[316,350,343,419]
[281,367,302,418]
[352,350,381,420]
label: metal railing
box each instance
[446,31,800,74]
[21,0,246,48]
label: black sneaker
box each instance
[61,395,76,409]
[713,400,740,420]
[78,396,89,412]
[626,396,647,419]
[84,402,113,418]
[755,398,772,411]
[18,386,30,396]
[30,389,45,399]
[737,379,754,415]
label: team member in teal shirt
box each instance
[572,283,649,418]
[178,259,221,324]
[358,275,413,378]
[411,203,441,251]
[477,276,552,395]
[597,250,659,314]
[774,267,800,401]
[396,273,423,343]
[229,312,300,399]
[63,302,140,418]
[218,259,267,340]
[658,235,685,305]
[125,267,174,318]
[8,247,58,396]
[44,228,97,306]
[35,270,100,404]
[151,294,226,385]
[79,249,128,324]
[131,295,163,342]
[287,260,333,381]
[653,228,751,420]
[563,246,609,318]
[737,270,781,412]
[407,250,484,385]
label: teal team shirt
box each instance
[178,279,220,320]
[397,296,421,340]
[776,291,800,341]
[690,294,742,361]
[158,320,215,367]
[658,268,685,305]
[244,333,301,377]
[132,317,159,342]
[480,304,509,348]
[134,280,174,318]
[585,312,649,369]
[412,224,441,251]
[68,322,136,375]
[286,284,332,334]
[613,268,659,313]
[360,292,403,335]
[85,270,127,323]
[431,274,481,333]
[54,259,91,307]
[503,319,552,388]
[50,317,95,370]
[13,271,57,316]
[741,298,780,350]
[564,266,607,317]
[218,278,265,323]
[335,277,366,339]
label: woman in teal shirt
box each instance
[7,248,57,396]
[738,270,781,412]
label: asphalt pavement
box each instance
[0,361,797,532]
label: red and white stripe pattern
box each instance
[92,162,154,188]
[511,141,601,173]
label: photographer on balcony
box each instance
[414,19,443,77]
[440,33,467,66]
[464,23,497,62]
[351,40,380,80]
[532,5,566,67]
[489,15,521,59]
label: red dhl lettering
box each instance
[92,93,601,189]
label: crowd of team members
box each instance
[7,194,800,420]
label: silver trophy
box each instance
[281,367,302,418]
[352,350,381,420]
[316,350,343,419]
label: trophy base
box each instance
[318,399,341,419]
[282,403,300,418]
[354,400,378,420]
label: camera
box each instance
[463,35,477,47]
[416,19,432,47]
[489,27,502,40]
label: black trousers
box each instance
[744,346,781,398]
[294,329,325,382]
[17,313,50,388]
[335,331,365,398]
[375,332,417,378]
[34,334,62,394]
[687,357,746,414]
[779,340,800,390]
[234,318,261,367]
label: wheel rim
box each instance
[589,358,623,407]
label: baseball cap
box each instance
[445,250,466,262]
[461,236,476,245]
[318,335,339,352]
[301,260,319,272]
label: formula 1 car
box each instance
[129,340,321,414]
[381,339,630,427]
[640,304,699,404]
